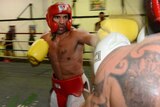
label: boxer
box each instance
[27,2,99,107]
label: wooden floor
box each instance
[0,61,92,107]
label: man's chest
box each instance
[48,38,76,57]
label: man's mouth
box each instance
[59,27,64,31]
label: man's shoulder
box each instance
[42,31,50,36]
[70,28,87,34]
[41,31,51,40]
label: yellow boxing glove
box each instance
[100,18,139,42]
[27,39,49,65]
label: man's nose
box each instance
[59,17,65,24]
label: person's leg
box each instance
[50,90,68,107]
[4,49,11,62]
[50,91,58,107]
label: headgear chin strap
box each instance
[46,2,72,33]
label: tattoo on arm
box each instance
[111,42,160,107]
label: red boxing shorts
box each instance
[51,74,84,107]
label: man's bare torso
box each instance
[42,30,85,80]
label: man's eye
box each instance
[54,16,59,19]
[64,16,68,19]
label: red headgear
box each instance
[46,2,72,33]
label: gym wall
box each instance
[0,0,145,56]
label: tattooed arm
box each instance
[82,33,160,107]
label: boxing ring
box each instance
[0,15,143,106]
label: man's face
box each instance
[53,14,69,34]
[99,13,105,20]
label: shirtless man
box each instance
[82,32,160,107]
[94,12,105,32]
[27,2,98,107]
